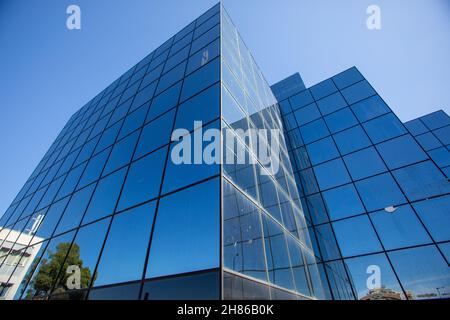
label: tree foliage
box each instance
[27,242,92,299]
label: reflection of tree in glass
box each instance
[27,242,92,300]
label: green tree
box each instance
[27,242,92,299]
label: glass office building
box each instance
[0,4,324,300]
[273,68,450,300]
[0,4,449,301]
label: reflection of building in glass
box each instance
[0,4,449,300]
[0,228,43,300]
[360,286,403,300]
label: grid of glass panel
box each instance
[0,4,222,300]
[220,6,323,300]
[404,110,450,178]
[274,67,450,300]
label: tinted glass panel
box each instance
[146,178,220,278]
[322,184,365,221]
[370,205,431,250]
[388,246,450,300]
[392,161,450,202]
[363,113,407,144]
[355,173,406,211]
[94,202,156,286]
[344,147,387,180]
[83,168,127,224]
[344,253,404,300]
[376,135,428,170]
[413,195,450,242]
[118,147,167,211]
[314,159,351,190]
[333,215,382,257]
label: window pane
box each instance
[344,253,404,300]
[191,24,219,54]
[181,58,219,102]
[309,79,337,100]
[392,161,450,202]
[103,130,139,175]
[95,120,123,154]
[315,224,341,261]
[162,122,219,194]
[175,83,220,132]
[37,175,66,210]
[135,109,176,160]
[388,245,450,300]
[429,147,450,168]
[278,100,291,115]
[370,205,432,250]
[186,38,219,75]
[22,231,76,299]
[416,132,442,151]
[324,108,358,134]
[156,61,186,95]
[78,148,110,188]
[118,147,167,211]
[146,82,181,122]
[316,92,347,115]
[420,110,450,130]
[262,215,295,290]
[146,178,220,278]
[299,168,319,195]
[344,147,387,180]
[74,136,101,167]
[289,90,313,110]
[294,103,321,126]
[404,119,428,136]
[314,159,351,190]
[376,135,428,170]
[341,80,375,105]
[351,95,389,123]
[306,137,339,166]
[33,198,70,241]
[56,163,87,200]
[333,215,382,257]
[118,104,148,140]
[94,202,156,286]
[223,181,267,281]
[413,195,450,242]
[49,219,110,300]
[171,32,193,56]
[333,125,371,155]
[363,113,407,144]
[333,67,364,90]
[322,184,365,221]
[142,270,220,300]
[83,168,127,224]
[433,125,450,145]
[131,82,156,112]
[163,46,189,74]
[300,119,330,144]
[355,173,406,211]
[306,193,329,225]
[54,184,95,235]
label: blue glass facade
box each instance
[1,4,448,301]
[0,4,323,301]
[273,68,450,300]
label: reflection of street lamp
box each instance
[436,287,445,299]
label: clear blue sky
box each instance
[1,0,449,216]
